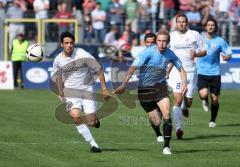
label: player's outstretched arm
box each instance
[56,78,65,102]
[190,49,207,58]
[166,63,174,79]
[113,66,136,94]
[98,69,110,100]
[179,67,188,96]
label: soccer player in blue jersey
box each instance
[143,32,165,143]
[196,17,232,128]
[113,29,187,155]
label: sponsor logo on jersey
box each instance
[174,43,192,49]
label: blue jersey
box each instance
[196,34,232,76]
[132,45,182,87]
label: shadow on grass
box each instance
[102,148,149,152]
[174,149,232,154]
[181,134,240,141]
[218,123,240,127]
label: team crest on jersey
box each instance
[72,61,76,66]
[162,59,168,67]
[210,44,216,50]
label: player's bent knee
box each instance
[87,121,96,127]
[186,102,192,108]
[150,116,161,126]
[151,119,161,127]
[71,116,83,125]
[174,99,182,106]
[212,101,219,105]
[85,115,97,127]
[211,96,218,104]
[162,113,171,120]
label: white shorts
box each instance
[63,86,97,113]
[167,67,197,98]
[65,97,97,113]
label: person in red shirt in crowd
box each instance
[54,2,73,37]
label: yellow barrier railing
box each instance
[41,19,78,44]
[4,18,78,61]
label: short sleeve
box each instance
[170,50,182,71]
[76,48,102,72]
[52,58,62,79]
[221,39,232,56]
[131,49,149,68]
[53,58,59,73]
[196,32,206,51]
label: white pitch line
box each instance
[0,141,239,145]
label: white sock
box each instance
[76,124,99,148]
[173,106,182,131]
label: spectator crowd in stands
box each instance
[0,0,240,53]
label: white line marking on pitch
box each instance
[0,141,239,145]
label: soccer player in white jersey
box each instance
[53,32,110,153]
[196,17,231,128]
[114,29,187,155]
[168,13,207,139]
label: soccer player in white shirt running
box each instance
[168,13,206,139]
[53,32,110,153]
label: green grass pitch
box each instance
[0,89,239,167]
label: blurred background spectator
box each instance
[109,0,125,33]
[163,0,175,25]
[124,0,138,33]
[0,1,6,21]
[33,0,49,19]
[54,2,73,38]
[215,0,231,39]
[2,0,240,61]
[7,0,26,50]
[97,0,111,11]
[74,0,84,43]
[91,2,106,44]
[33,0,49,41]
[186,4,201,32]
[104,25,119,46]
[137,0,152,33]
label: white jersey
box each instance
[53,48,101,90]
[91,9,106,29]
[169,29,206,72]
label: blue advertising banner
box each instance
[22,61,53,89]
[22,60,240,90]
[221,63,240,89]
[95,58,138,90]
[228,48,240,63]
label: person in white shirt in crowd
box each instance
[33,0,49,19]
[91,2,106,44]
[6,0,26,50]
